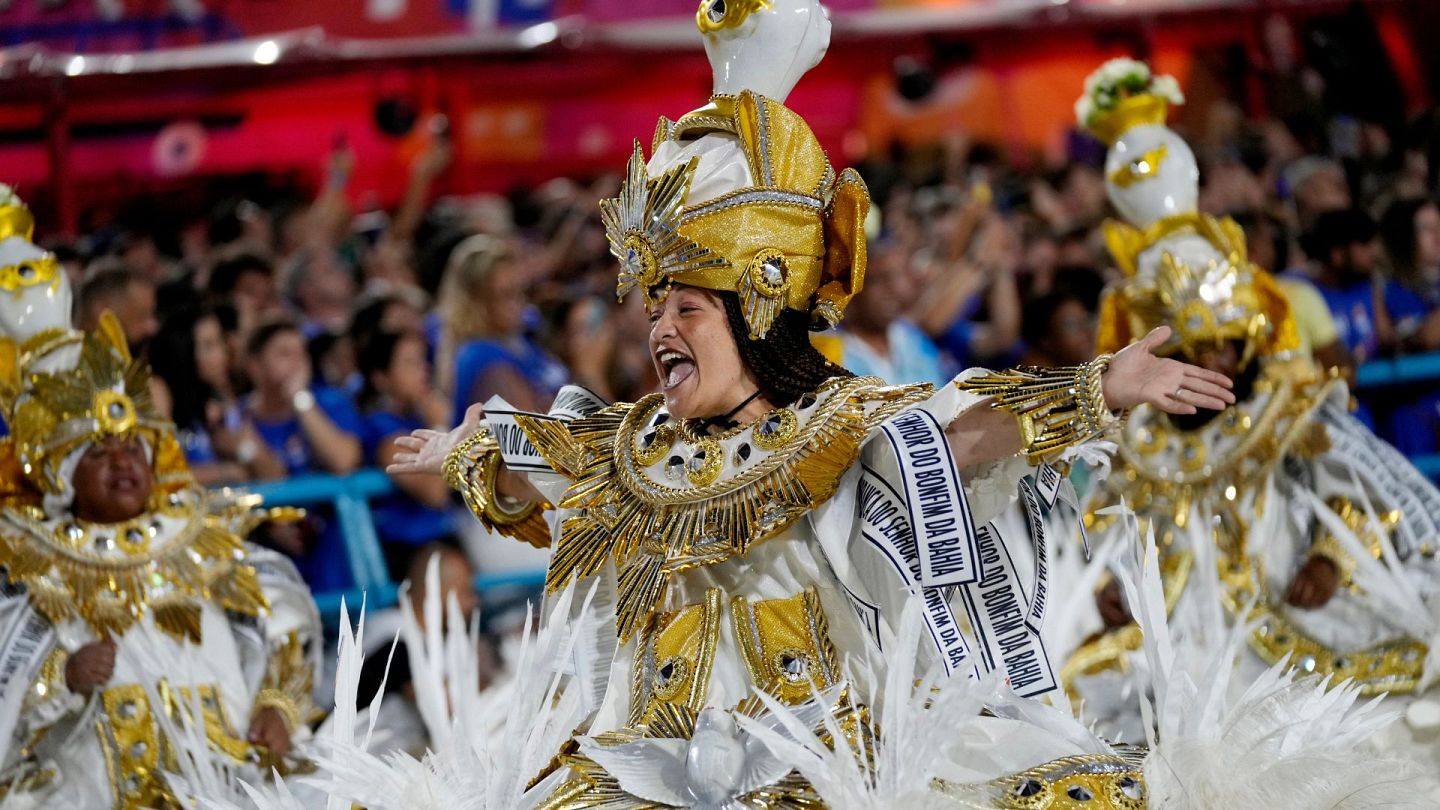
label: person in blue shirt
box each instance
[436,234,568,415]
[240,319,364,476]
[357,330,458,579]
[238,319,366,591]
[1296,208,1428,364]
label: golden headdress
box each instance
[0,314,187,505]
[1095,213,1301,361]
[602,72,869,341]
[0,188,189,507]
[1076,60,1299,362]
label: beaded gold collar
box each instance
[0,487,270,640]
[517,375,932,641]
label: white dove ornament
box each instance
[579,699,833,808]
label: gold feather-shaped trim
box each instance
[521,377,933,641]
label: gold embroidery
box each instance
[732,587,839,704]
[100,684,170,810]
[633,589,722,725]
[1218,546,1425,696]
[934,752,1146,809]
[751,407,799,451]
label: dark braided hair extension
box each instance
[720,291,853,407]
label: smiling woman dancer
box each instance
[386,0,1231,805]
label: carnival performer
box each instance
[1060,60,1440,744]
[0,185,320,809]
[382,3,1239,805]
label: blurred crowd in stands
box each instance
[36,61,1440,592]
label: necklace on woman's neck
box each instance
[696,389,764,435]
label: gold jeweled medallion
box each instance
[685,437,724,487]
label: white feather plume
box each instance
[1112,515,1431,808]
[300,568,604,810]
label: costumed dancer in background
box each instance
[387,4,1237,805]
[1059,60,1440,754]
[0,186,320,809]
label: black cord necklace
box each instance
[696,389,764,435]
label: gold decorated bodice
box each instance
[518,375,933,642]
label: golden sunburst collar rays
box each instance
[516,377,933,642]
[603,143,728,311]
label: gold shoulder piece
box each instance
[1102,219,1146,277]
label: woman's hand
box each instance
[1102,327,1235,414]
[387,403,484,477]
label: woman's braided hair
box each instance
[720,291,852,407]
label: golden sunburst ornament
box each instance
[602,142,728,309]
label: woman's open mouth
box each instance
[657,348,696,392]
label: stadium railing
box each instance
[248,352,1440,626]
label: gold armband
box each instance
[955,354,1115,462]
[1306,533,1356,589]
[252,688,304,733]
[255,632,317,734]
[444,427,551,549]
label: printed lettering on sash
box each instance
[482,396,555,473]
[957,523,1058,698]
[858,466,978,678]
[0,605,55,764]
[1035,463,1063,510]
[879,409,979,588]
[548,385,610,422]
[1018,477,1049,635]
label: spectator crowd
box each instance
[34,56,1440,593]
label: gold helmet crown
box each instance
[603,91,869,339]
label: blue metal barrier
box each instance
[248,470,392,591]
[248,470,547,627]
[1353,352,1440,481]
[1355,352,1440,389]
